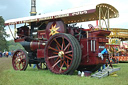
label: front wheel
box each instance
[45,33,81,74]
[12,49,29,71]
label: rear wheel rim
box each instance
[45,34,78,74]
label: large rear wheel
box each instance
[45,33,81,74]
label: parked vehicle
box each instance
[5,3,119,74]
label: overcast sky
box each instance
[0,0,128,40]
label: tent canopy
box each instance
[5,3,119,25]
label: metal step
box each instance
[91,66,120,79]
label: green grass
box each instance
[0,63,128,85]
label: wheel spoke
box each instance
[67,54,72,57]
[62,38,65,48]
[67,59,69,67]
[64,61,69,68]
[55,57,60,63]
[61,38,65,50]
[19,63,21,70]
[14,60,18,65]
[65,55,72,60]
[56,44,61,51]
[60,60,62,67]
[53,52,58,55]
[48,46,59,52]
[64,43,70,51]
[15,61,19,65]
[48,55,59,60]
[65,51,72,54]
[21,62,24,68]
[54,39,61,48]
[15,58,18,62]
[15,64,18,70]
[15,58,20,64]
[21,56,25,61]
[21,52,24,56]
[61,42,64,50]
[14,62,19,70]
[59,62,64,72]
[67,44,70,51]
[52,60,61,69]
[17,53,21,58]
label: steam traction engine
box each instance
[5,3,119,74]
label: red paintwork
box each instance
[89,30,110,38]
[105,44,119,47]
[82,29,91,31]
[13,19,111,70]
[30,41,45,51]
[45,20,66,39]
[38,30,46,39]
[37,49,44,58]
[80,30,110,66]
[14,38,25,42]
[99,38,108,43]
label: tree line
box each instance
[0,16,24,52]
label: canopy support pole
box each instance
[86,31,89,62]
[99,7,101,29]
[107,9,110,30]
[8,25,15,39]
[14,24,17,38]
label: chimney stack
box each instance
[30,0,37,16]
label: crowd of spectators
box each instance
[0,51,14,58]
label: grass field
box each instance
[0,57,128,85]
